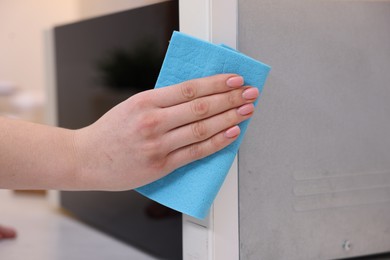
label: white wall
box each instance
[0,0,170,122]
[0,0,79,122]
[0,0,79,93]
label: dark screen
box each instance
[55,2,181,259]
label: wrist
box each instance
[70,125,111,191]
[68,127,92,190]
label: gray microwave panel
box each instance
[238,1,390,259]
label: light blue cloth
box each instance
[136,31,271,219]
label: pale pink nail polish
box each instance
[237,104,255,116]
[225,125,240,138]
[242,88,259,100]
[226,76,244,88]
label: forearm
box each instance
[0,117,80,190]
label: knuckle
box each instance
[189,143,203,159]
[142,140,164,162]
[130,92,152,109]
[149,160,168,174]
[190,99,209,117]
[210,134,225,150]
[224,109,239,125]
[191,121,208,140]
[137,113,160,138]
[180,81,197,100]
[227,90,241,106]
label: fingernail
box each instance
[226,76,244,88]
[242,87,259,100]
[224,125,240,138]
[237,104,255,116]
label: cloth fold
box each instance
[136,31,270,219]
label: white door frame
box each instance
[180,0,239,259]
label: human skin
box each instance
[0,74,259,191]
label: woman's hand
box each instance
[74,74,259,190]
[0,74,259,191]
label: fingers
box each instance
[164,126,241,173]
[160,86,259,132]
[162,103,254,152]
[150,74,244,108]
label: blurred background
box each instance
[0,0,166,124]
[1,1,179,260]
